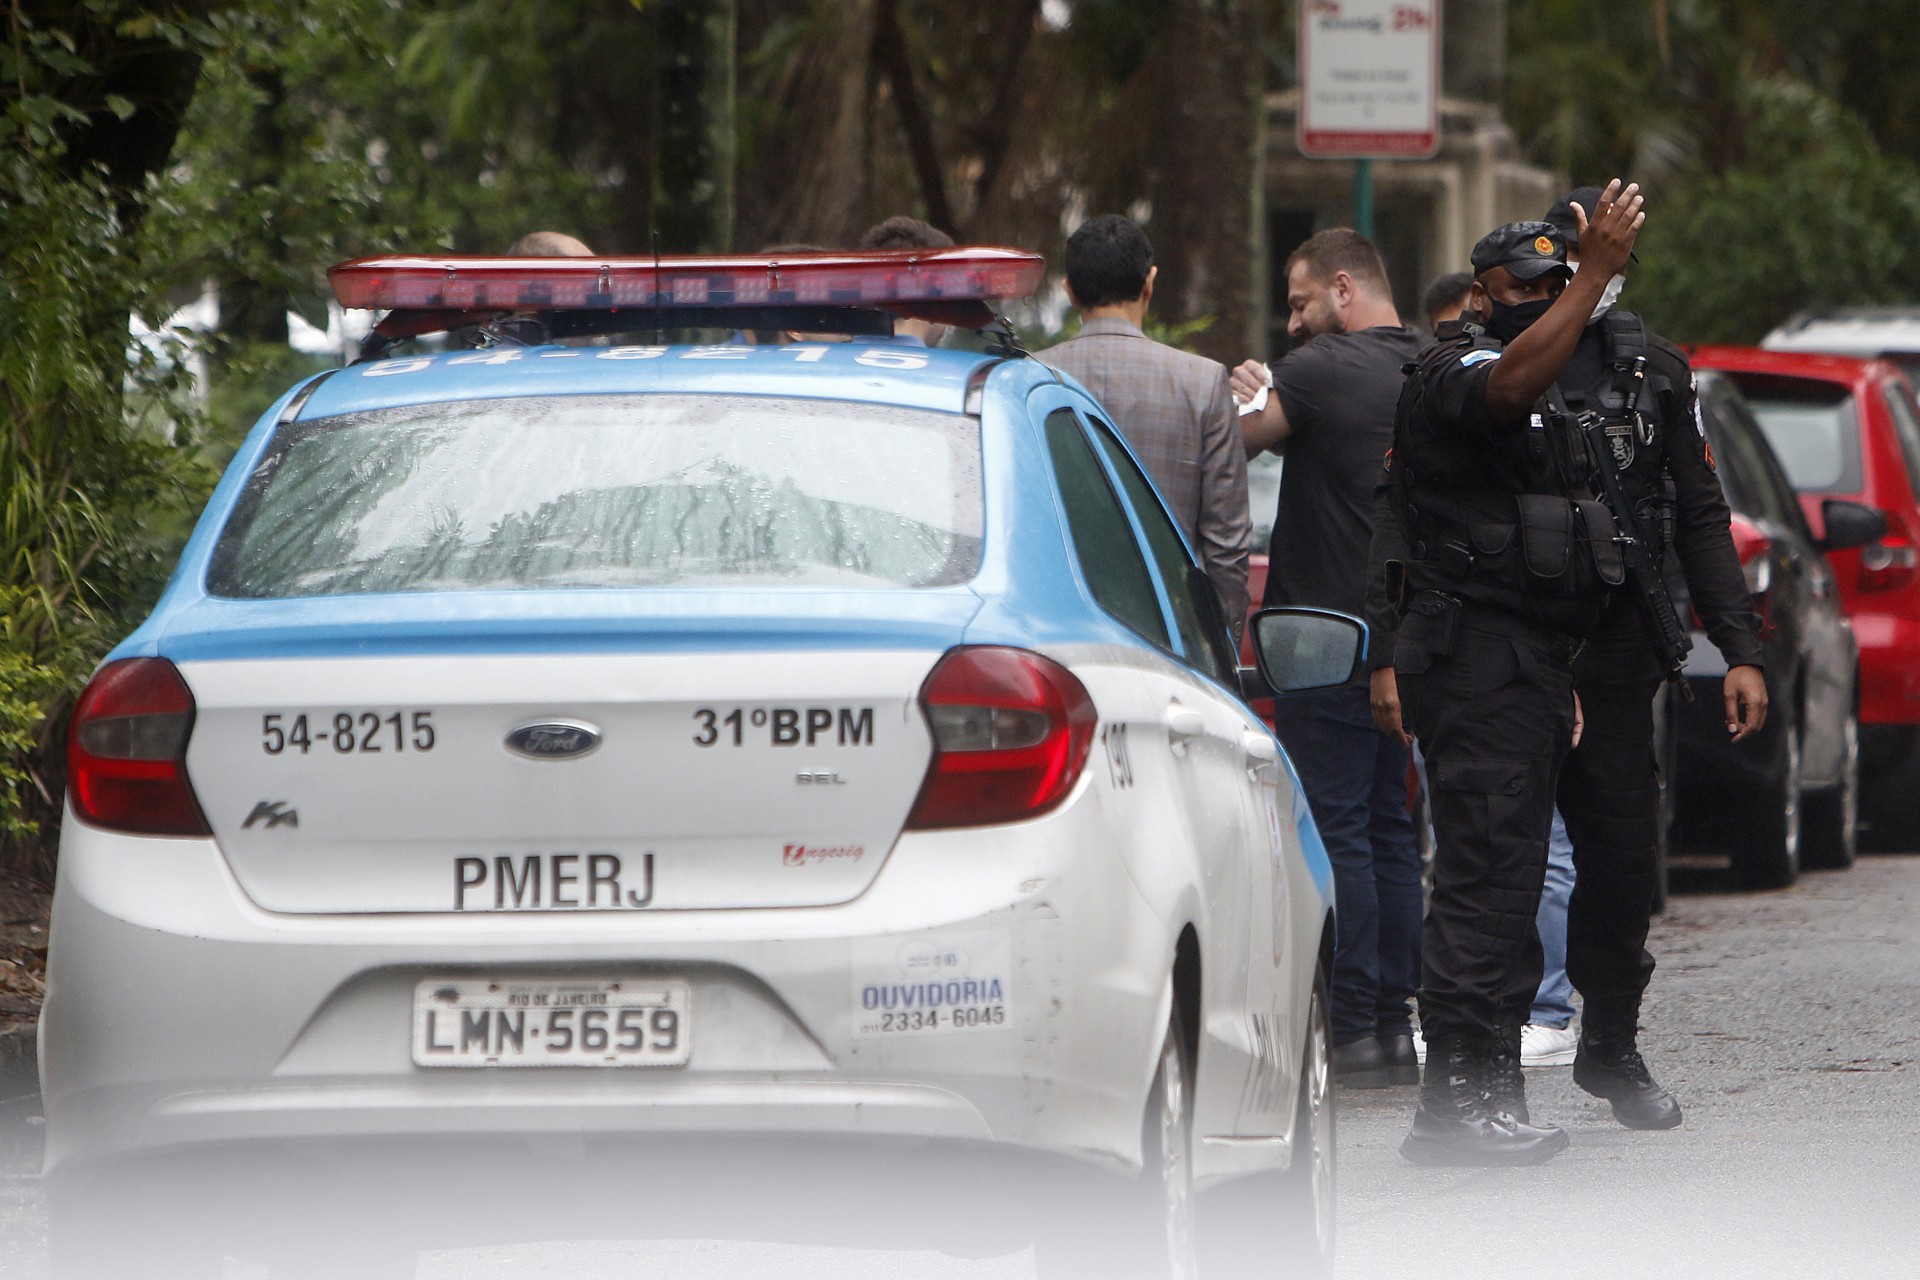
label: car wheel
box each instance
[1734,700,1803,889]
[1196,966,1336,1280]
[1035,1008,1197,1280]
[1143,1010,1201,1280]
[1276,969,1336,1277]
[1801,698,1859,871]
[1861,726,1920,852]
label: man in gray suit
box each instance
[1041,215,1252,634]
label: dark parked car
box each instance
[1667,371,1881,888]
[1691,346,1920,848]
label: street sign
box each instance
[1298,0,1441,160]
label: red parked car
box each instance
[1691,347,1920,846]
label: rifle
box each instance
[1554,360,1696,701]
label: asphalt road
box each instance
[1337,852,1920,1280]
[3,853,1917,1278]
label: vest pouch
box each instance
[1514,494,1575,581]
[1453,519,1516,585]
[1574,499,1628,587]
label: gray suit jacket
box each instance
[1041,317,1252,636]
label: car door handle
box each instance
[1242,731,1279,764]
[1165,705,1207,742]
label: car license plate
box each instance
[411,978,690,1068]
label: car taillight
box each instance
[905,647,1096,830]
[1729,515,1772,596]
[1859,539,1918,592]
[67,657,210,836]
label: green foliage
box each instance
[1508,1,1920,344]
[1629,80,1920,343]
[1,123,210,864]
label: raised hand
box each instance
[1571,178,1644,279]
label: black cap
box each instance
[1543,187,1605,239]
[1470,221,1571,281]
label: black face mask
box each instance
[1482,297,1554,343]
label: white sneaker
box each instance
[1521,1022,1579,1067]
[1412,1030,1425,1064]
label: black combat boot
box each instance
[1573,1016,1683,1130]
[1487,1022,1529,1125]
[1399,1033,1569,1167]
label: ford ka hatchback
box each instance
[42,249,1350,1278]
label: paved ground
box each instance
[1336,853,1920,1280]
[3,854,1917,1277]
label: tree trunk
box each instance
[24,1,209,229]
[652,0,737,253]
[1151,0,1264,362]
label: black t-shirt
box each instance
[1263,325,1427,615]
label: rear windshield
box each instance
[1733,375,1863,494]
[208,394,983,598]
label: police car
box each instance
[42,248,1348,1274]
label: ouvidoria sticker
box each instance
[851,930,1013,1038]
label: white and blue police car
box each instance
[42,248,1349,1276]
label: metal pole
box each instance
[1354,158,1375,239]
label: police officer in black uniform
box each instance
[1368,182,1768,1165]
[1532,185,1768,1134]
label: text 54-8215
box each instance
[262,710,436,755]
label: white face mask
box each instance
[1569,260,1627,321]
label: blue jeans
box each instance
[1531,809,1576,1028]
[1272,684,1423,1044]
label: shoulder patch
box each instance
[1460,349,1500,367]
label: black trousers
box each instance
[1397,598,1577,1042]
[1555,607,1664,1027]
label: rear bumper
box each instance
[41,789,1174,1177]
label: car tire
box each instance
[1733,699,1803,890]
[1196,966,1336,1280]
[1035,1006,1197,1280]
[1144,1009,1202,1280]
[1861,726,1920,852]
[1801,698,1860,871]
[1275,968,1336,1277]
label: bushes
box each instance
[0,146,209,873]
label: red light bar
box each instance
[328,247,1046,313]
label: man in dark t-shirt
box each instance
[1231,229,1425,1088]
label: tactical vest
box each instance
[1390,313,1671,601]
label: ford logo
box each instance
[505,720,602,761]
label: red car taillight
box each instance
[67,657,211,836]
[1859,538,1918,592]
[905,647,1096,830]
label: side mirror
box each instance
[1819,499,1887,552]
[1247,607,1368,696]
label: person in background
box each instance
[1041,215,1251,636]
[859,216,955,348]
[509,231,594,257]
[1422,271,1474,333]
[1229,230,1424,1089]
